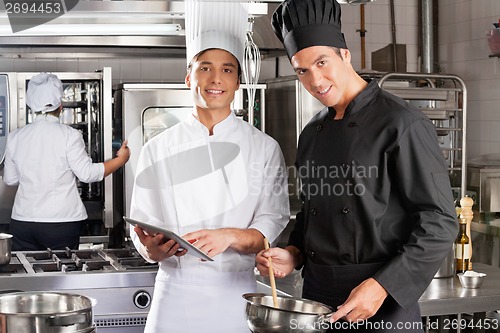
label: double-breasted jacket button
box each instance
[343,253,352,260]
[310,208,318,216]
[309,250,315,258]
[316,124,323,132]
[341,207,350,214]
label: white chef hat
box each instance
[184,0,250,67]
[26,73,63,113]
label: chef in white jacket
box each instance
[129,1,290,332]
[3,73,130,251]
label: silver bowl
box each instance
[243,293,333,333]
[457,272,486,289]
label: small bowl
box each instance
[457,272,486,289]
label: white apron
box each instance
[144,267,255,333]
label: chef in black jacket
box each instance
[256,0,458,331]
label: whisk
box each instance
[243,16,261,127]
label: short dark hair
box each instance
[187,48,242,81]
[331,47,343,59]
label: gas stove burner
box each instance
[117,257,158,270]
[101,248,158,270]
[1,247,158,275]
[0,248,157,333]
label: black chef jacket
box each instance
[289,80,458,310]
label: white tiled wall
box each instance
[439,0,500,159]
[266,0,420,78]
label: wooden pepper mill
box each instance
[459,196,474,270]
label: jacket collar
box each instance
[327,79,380,119]
[187,109,237,135]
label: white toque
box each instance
[26,73,63,113]
[184,0,250,68]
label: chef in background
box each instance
[3,72,130,251]
[256,0,457,331]
[129,1,289,332]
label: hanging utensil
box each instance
[263,238,278,308]
[243,15,261,127]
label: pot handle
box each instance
[47,313,91,327]
[0,289,23,295]
[318,312,333,324]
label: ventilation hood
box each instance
[0,0,374,58]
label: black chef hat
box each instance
[272,0,348,59]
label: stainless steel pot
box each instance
[433,246,456,278]
[0,233,12,265]
[0,291,94,333]
[243,293,333,333]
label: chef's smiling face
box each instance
[291,46,353,110]
[185,48,240,115]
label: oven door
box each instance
[142,106,193,144]
[0,73,18,233]
[119,84,193,224]
[118,83,266,236]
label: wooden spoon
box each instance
[263,238,279,308]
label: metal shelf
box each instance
[361,72,467,198]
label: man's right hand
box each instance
[134,226,187,262]
[256,247,296,278]
[116,139,131,164]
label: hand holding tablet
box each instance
[124,217,213,261]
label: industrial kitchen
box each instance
[1,0,500,332]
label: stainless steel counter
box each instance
[256,263,500,317]
[420,263,500,316]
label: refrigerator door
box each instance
[265,76,324,214]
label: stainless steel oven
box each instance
[112,83,266,232]
[0,69,115,242]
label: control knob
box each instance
[133,290,151,309]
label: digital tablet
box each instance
[124,217,213,261]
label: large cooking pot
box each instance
[0,291,95,333]
[243,293,333,333]
[0,233,12,265]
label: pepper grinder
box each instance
[459,196,474,270]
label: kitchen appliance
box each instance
[0,291,95,333]
[0,247,157,333]
[113,82,266,228]
[0,69,116,243]
[243,293,333,333]
[0,233,12,265]
[264,76,325,216]
[467,154,500,214]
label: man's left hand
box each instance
[330,278,388,323]
[182,229,234,258]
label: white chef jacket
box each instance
[130,111,290,332]
[3,114,104,222]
